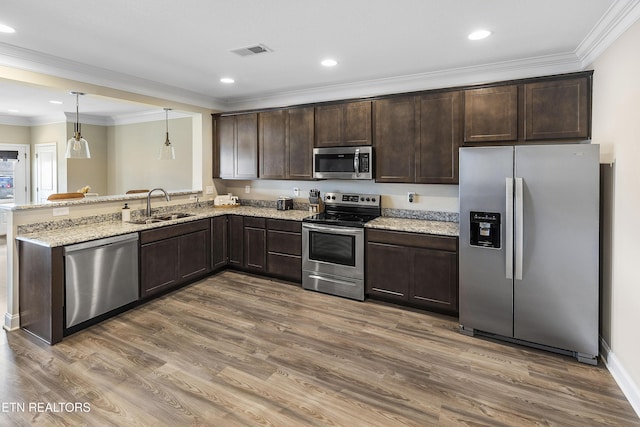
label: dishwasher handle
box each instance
[64,232,139,254]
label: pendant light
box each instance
[65,92,91,159]
[158,108,175,160]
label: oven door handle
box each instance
[354,148,360,176]
[308,275,358,287]
[303,223,363,234]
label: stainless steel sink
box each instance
[128,212,194,225]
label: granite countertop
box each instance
[16,205,459,247]
[366,217,459,237]
[16,206,312,248]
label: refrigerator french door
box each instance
[459,144,599,364]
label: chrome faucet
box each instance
[146,188,170,217]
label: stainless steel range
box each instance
[302,192,381,301]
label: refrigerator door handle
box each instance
[514,177,524,280]
[505,177,513,279]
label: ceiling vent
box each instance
[230,44,272,57]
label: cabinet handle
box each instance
[514,177,524,281]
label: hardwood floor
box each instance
[0,270,637,426]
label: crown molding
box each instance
[0,114,31,126]
[0,42,225,111]
[223,52,584,111]
[576,0,640,67]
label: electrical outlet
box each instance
[407,192,416,203]
[293,187,299,197]
[205,185,214,195]
[189,195,198,200]
[245,185,251,194]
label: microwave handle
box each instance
[354,148,360,176]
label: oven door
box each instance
[302,223,365,300]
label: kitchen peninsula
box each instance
[11,193,458,345]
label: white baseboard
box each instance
[601,338,640,418]
[3,312,19,331]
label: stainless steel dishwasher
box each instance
[64,233,139,328]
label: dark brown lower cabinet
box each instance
[211,216,228,270]
[366,228,458,315]
[266,219,302,282]
[140,219,211,298]
[228,215,244,267]
[17,241,64,344]
[244,216,266,272]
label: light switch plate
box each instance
[205,186,214,194]
[245,185,251,194]
[53,207,70,216]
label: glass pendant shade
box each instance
[158,108,176,160]
[65,92,91,159]
[65,133,91,159]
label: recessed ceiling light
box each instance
[468,30,491,40]
[0,23,16,34]
[49,100,63,105]
[8,109,19,113]
[321,59,338,67]
[220,77,235,84]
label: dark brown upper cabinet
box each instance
[374,96,417,183]
[417,91,462,184]
[315,100,372,147]
[524,77,590,140]
[214,113,258,179]
[374,91,462,184]
[464,85,518,143]
[259,107,314,180]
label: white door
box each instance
[35,143,57,204]
[0,144,30,235]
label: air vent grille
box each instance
[230,44,272,57]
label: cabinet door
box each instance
[228,215,244,267]
[179,230,210,280]
[374,96,417,182]
[141,238,179,298]
[211,216,228,270]
[217,116,236,178]
[343,101,372,146]
[417,91,462,184]
[235,113,258,178]
[287,107,314,180]
[411,248,458,314]
[244,226,266,272]
[464,86,518,142]
[315,104,343,147]
[259,110,287,179]
[366,242,410,301]
[524,77,590,140]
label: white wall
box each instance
[66,122,108,195]
[107,117,193,194]
[592,16,640,416]
[224,180,459,212]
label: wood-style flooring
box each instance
[0,271,638,426]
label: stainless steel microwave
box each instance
[313,146,373,180]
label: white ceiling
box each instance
[1,0,640,120]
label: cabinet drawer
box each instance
[268,230,301,255]
[267,219,301,233]
[366,228,457,252]
[267,252,302,281]
[140,219,209,244]
[243,216,266,228]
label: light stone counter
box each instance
[366,217,459,237]
[16,206,312,248]
[16,203,459,247]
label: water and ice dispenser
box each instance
[469,211,501,249]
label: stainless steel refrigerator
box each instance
[459,143,599,364]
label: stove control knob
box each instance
[331,195,336,200]
[360,197,364,202]
[366,197,370,202]
[326,195,330,200]
[372,197,376,202]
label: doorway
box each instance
[35,143,57,204]
[0,144,30,235]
